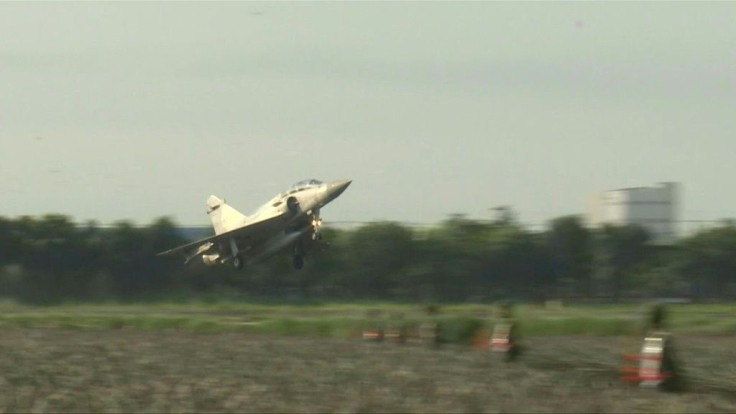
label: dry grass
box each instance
[0,328,734,413]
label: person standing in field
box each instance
[419,304,442,347]
[492,301,521,361]
[645,304,686,392]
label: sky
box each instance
[2,2,735,229]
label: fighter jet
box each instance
[157,178,351,270]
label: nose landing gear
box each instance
[311,217,323,240]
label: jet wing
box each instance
[156,212,287,261]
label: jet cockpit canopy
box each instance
[282,179,324,196]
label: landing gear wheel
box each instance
[233,254,244,270]
[292,254,304,270]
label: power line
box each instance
[38,218,736,231]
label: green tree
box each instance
[11,215,98,303]
[677,223,736,299]
[595,224,650,301]
[345,222,415,299]
[546,216,593,298]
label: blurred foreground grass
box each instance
[1,301,734,342]
[0,329,734,413]
[1,301,735,412]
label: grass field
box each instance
[1,329,735,413]
[0,302,734,412]
[1,301,735,338]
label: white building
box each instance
[588,182,679,244]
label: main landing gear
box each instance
[233,254,244,270]
[229,238,244,270]
[292,254,304,270]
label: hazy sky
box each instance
[2,2,735,228]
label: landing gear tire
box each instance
[233,254,244,270]
[292,254,304,270]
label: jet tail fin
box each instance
[206,195,247,235]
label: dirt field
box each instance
[0,328,734,413]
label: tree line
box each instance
[1,213,735,304]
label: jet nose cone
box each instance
[327,179,352,199]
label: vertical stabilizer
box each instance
[206,195,248,235]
